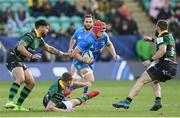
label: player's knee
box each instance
[89,79,94,84]
[28,80,36,90]
[15,77,25,84]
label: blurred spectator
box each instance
[0,41,7,63]
[136,38,153,61]
[0,5,6,35]
[149,0,165,22]
[156,0,172,21]
[42,0,54,17]
[54,0,70,16]
[67,23,75,35]
[106,23,113,37]
[111,16,122,35]
[5,6,15,21]
[98,0,109,13]
[168,16,180,56]
[57,28,66,37]
[117,2,130,20]
[5,6,18,37]
[119,20,129,35]
[28,0,45,17]
[15,6,30,29]
[127,15,139,35]
[75,0,91,16]
[105,8,116,23]
[168,16,180,40]
[174,4,180,20]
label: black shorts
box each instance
[43,93,66,109]
[6,51,27,71]
[147,60,177,82]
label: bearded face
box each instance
[84,17,93,31]
[39,26,49,38]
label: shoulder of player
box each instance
[20,31,35,41]
[75,27,84,33]
[103,32,109,38]
[157,33,172,42]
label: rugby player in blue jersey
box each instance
[72,20,120,94]
[68,14,94,95]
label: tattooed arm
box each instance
[41,43,65,56]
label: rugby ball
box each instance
[82,51,94,58]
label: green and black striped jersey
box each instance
[13,29,46,62]
[156,32,176,61]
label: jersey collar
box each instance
[158,30,168,37]
[34,29,41,38]
[59,80,66,90]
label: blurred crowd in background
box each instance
[0,0,179,63]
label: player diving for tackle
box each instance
[43,72,99,112]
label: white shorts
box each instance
[62,101,73,111]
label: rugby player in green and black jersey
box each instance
[113,20,177,111]
[43,72,99,112]
[4,19,70,111]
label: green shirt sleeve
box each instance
[19,35,33,47]
[156,37,167,47]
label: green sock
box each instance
[77,96,89,105]
[16,86,31,106]
[8,82,20,101]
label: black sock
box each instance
[8,82,20,101]
[155,97,161,101]
[16,86,31,106]
[126,97,132,103]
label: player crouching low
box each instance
[43,72,99,112]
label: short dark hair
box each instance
[157,20,168,31]
[84,14,94,19]
[35,19,49,28]
[61,72,73,82]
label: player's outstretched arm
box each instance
[46,102,68,112]
[41,44,70,57]
[143,35,156,43]
[106,42,120,61]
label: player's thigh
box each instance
[24,69,35,89]
[12,67,25,84]
[79,68,94,83]
[138,71,153,84]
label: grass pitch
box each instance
[0,80,180,117]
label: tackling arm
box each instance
[41,43,64,56]
[46,102,67,112]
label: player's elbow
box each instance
[46,103,55,111]
[17,44,24,52]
